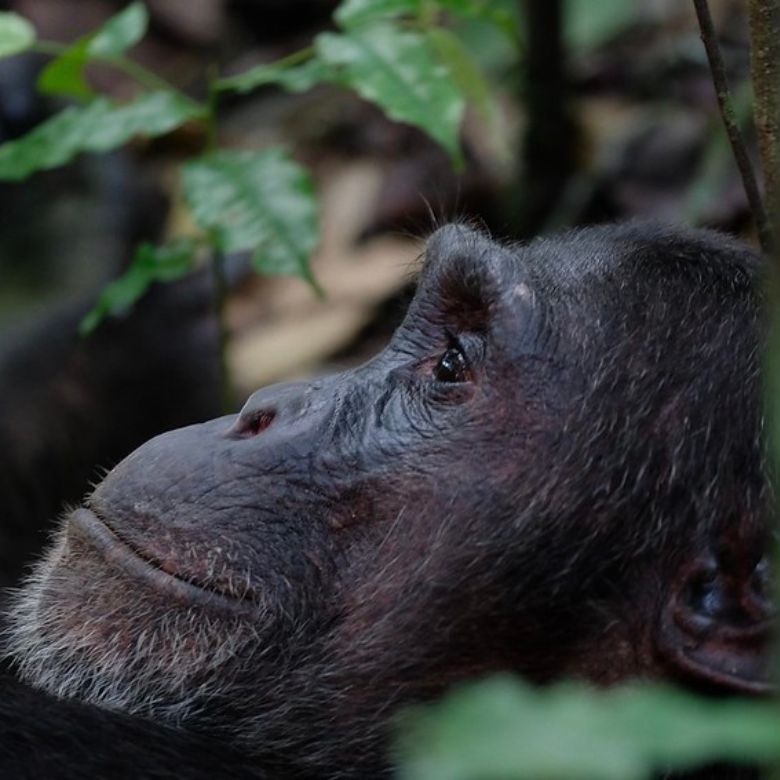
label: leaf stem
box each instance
[418,0,440,28]
[214,45,315,93]
[265,45,315,71]
[693,0,772,253]
[30,39,180,95]
[29,40,68,57]
[106,54,176,93]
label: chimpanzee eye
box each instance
[434,346,469,383]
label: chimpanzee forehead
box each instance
[517,221,762,299]
[422,221,760,304]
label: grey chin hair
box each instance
[2,526,263,729]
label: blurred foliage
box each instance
[316,24,467,163]
[80,237,197,334]
[0,11,34,58]
[182,149,321,290]
[37,2,147,99]
[0,2,778,779]
[565,0,638,50]
[0,92,204,181]
[398,675,780,780]
[0,0,510,331]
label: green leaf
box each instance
[0,12,36,59]
[335,0,519,41]
[0,91,205,181]
[87,1,148,57]
[183,149,320,288]
[397,676,780,780]
[335,0,419,28]
[217,57,332,95]
[38,39,95,100]
[315,25,465,163]
[565,0,636,50]
[37,2,148,99]
[437,0,521,42]
[425,27,495,126]
[80,237,198,334]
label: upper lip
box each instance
[68,506,258,615]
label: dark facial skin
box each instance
[4,222,771,778]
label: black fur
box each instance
[1,223,768,778]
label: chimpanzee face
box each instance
[6,223,771,769]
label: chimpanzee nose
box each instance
[231,380,321,437]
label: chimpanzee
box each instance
[0,222,771,779]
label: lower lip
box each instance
[68,507,256,615]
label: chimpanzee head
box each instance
[5,222,772,775]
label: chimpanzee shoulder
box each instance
[0,673,266,779]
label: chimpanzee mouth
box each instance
[67,507,258,614]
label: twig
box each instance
[693,0,772,254]
[749,0,780,255]
[747,7,780,774]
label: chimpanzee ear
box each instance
[657,549,774,694]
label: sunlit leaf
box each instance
[0,91,205,181]
[37,2,148,99]
[217,57,332,95]
[397,675,780,780]
[315,25,465,163]
[87,1,148,57]
[183,149,320,289]
[0,12,36,59]
[80,237,198,334]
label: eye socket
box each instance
[433,345,469,383]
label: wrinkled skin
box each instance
[3,223,772,778]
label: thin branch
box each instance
[693,0,772,254]
[749,0,780,255]
[105,54,177,93]
[747,6,780,762]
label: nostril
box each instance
[233,409,276,438]
[229,379,314,439]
